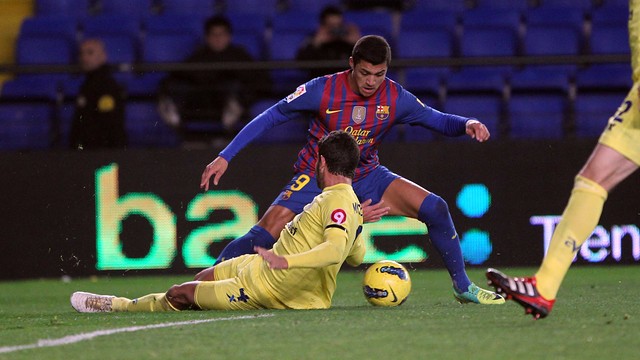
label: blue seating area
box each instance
[0,0,633,150]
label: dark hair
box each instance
[351,35,391,66]
[204,15,232,35]
[318,130,360,179]
[319,5,343,24]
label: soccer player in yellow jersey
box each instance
[71,130,365,312]
[486,0,640,319]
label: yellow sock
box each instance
[535,175,608,300]
[111,292,179,312]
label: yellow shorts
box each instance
[194,254,283,310]
[599,82,640,166]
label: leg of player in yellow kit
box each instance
[487,143,638,319]
[534,175,607,299]
[71,291,183,313]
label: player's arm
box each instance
[256,226,349,269]
[284,225,349,268]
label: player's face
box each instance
[348,58,387,97]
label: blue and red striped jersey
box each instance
[220,70,471,180]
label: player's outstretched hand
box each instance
[362,199,390,223]
[255,246,289,269]
[465,120,490,142]
[200,156,229,191]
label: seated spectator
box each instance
[296,6,361,79]
[159,15,268,140]
[70,38,127,150]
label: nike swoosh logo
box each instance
[325,109,342,114]
[390,287,398,303]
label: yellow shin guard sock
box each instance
[535,175,608,300]
[111,293,179,312]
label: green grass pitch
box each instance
[0,266,638,359]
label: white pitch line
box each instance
[0,314,274,354]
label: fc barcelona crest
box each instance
[376,105,390,120]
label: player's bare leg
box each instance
[382,178,503,305]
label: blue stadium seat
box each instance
[538,0,594,10]
[459,27,518,76]
[400,9,458,32]
[0,104,52,150]
[508,96,565,139]
[97,35,137,64]
[143,14,202,37]
[403,124,436,142]
[100,0,154,16]
[397,29,453,59]
[525,6,586,30]
[35,0,91,18]
[233,33,264,60]
[409,0,467,12]
[82,14,141,38]
[590,24,629,55]
[16,36,73,65]
[510,67,572,94]
[20,15,79,42]
[227,13,270,34]
[461,27,518,58]
[286,0,339,14]
[599,0,628,8]
[574,94,622,137]
[223,0,280,16]
[462,8,522,31]
[269,32,307,61]
[576,64,631,91]
[474,0,530,10]
[161,0,215,16]
[443,96,502,140]
[125,102,180,148]
[0,76,60,101]
[268,31,309,94]
[397,28,452,101]
[344,10,394,40]
[270,11,317,34]
[523,24,582,58]
[142,34,197,62]
[591,5,628,26]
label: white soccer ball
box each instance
[362,260,411,307]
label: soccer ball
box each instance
[362,260,411,307]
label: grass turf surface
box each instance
[0,266,638,360]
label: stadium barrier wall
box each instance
[1,139,639,280]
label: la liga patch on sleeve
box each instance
[286,84,306,103]
[330,209,347,224]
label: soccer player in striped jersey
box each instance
[200,35,504,305]
[71,130,365,312]
[487,0,640,319]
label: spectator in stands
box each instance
[158,15,269,141]
[296,6,361,79]
[69,38,127,150]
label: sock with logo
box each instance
[213,225,277,265]
[418,194,472,292]
[111,293,178,312]
[535,175,608,299]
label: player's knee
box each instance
[418,194,451,225]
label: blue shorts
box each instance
[272,166,400,214]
